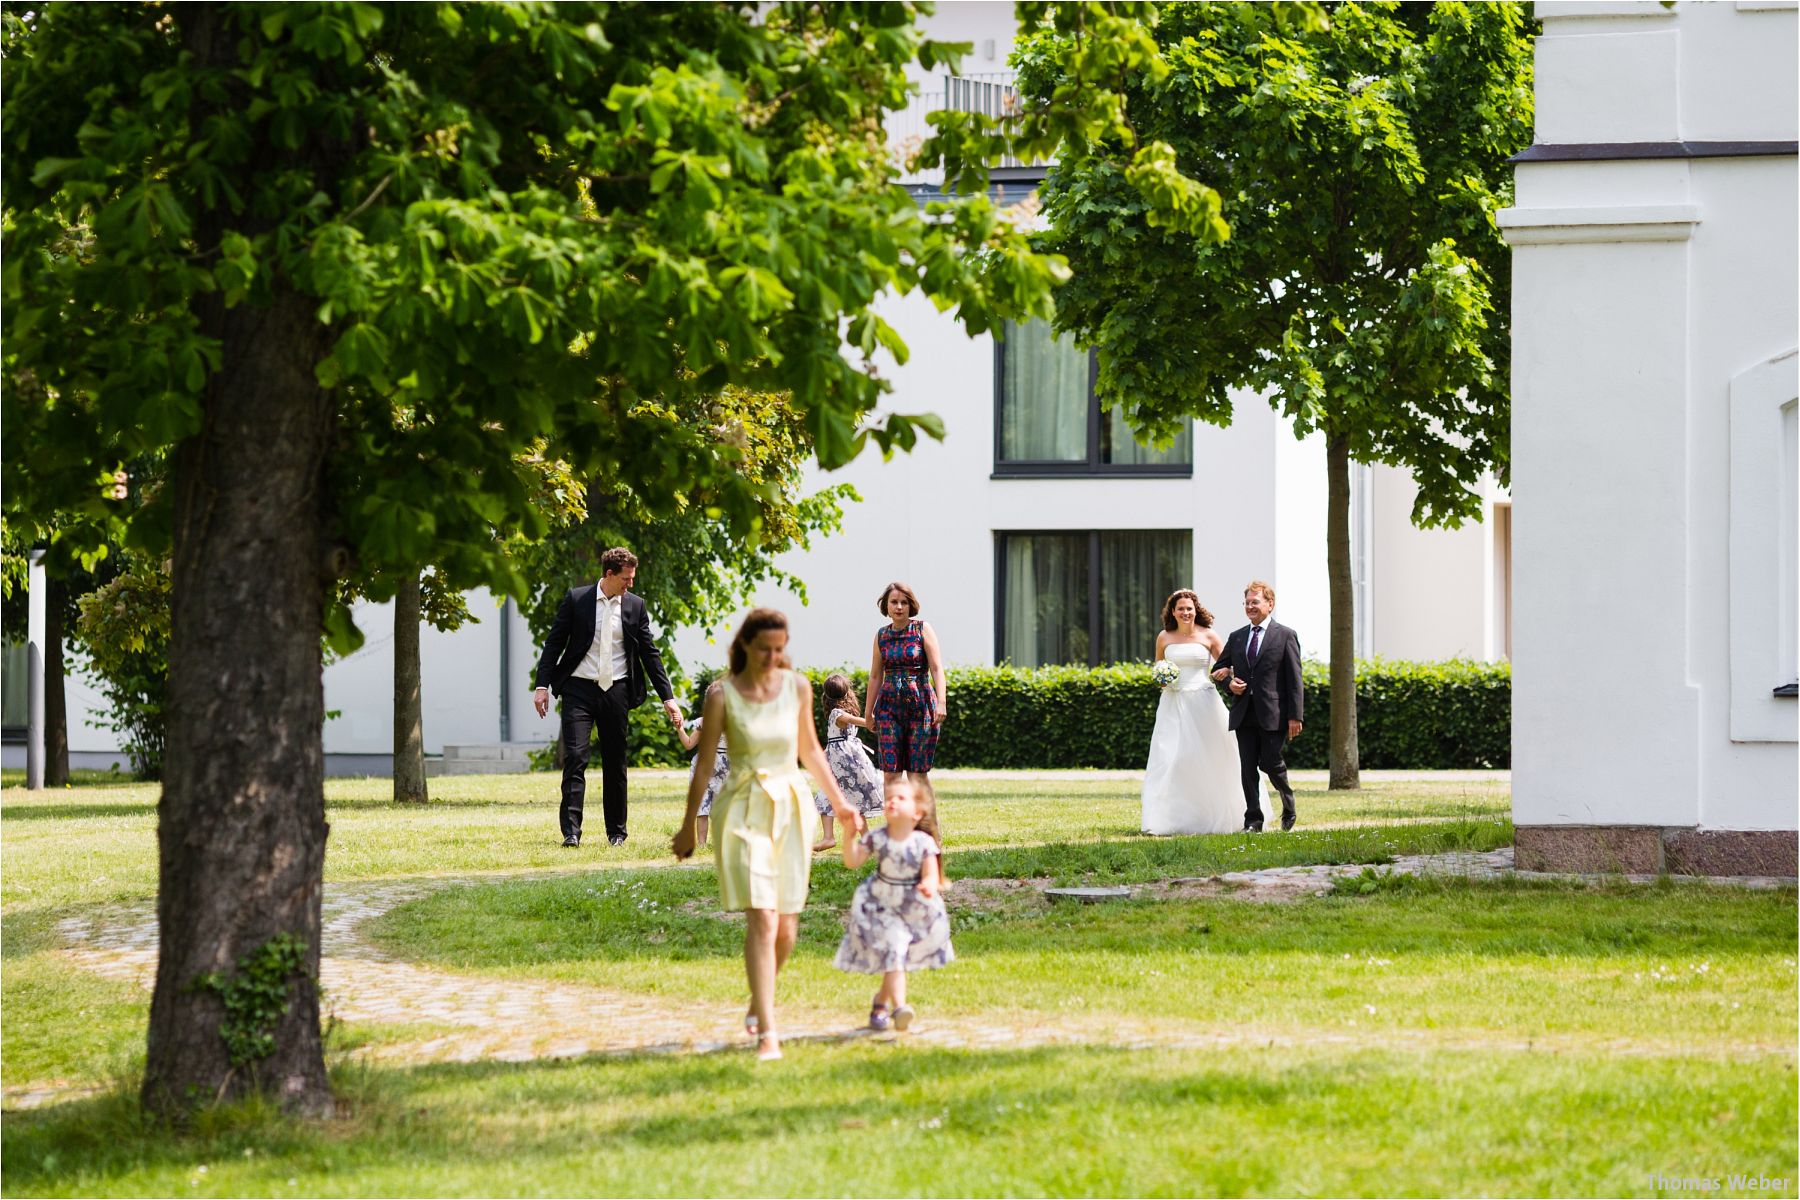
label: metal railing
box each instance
[887,71,1049,186]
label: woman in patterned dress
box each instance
[863,581,947,783]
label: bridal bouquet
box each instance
[1151,659,1180,690]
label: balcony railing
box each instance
[888,71,1049,187]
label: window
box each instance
[996,530,1193,667]
[995,319,1192,475]
[1,640,27,739]
[1727,349,1798,739]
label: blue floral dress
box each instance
[813,709,885,820]
[685,717,729,817]
[834,827,955,974]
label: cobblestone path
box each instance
[15,847,1789,1110]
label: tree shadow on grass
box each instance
[0,1042,1326,1194]
[0,800,159,822]
[367,862,1796,975]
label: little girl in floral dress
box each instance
[834,776,954,1031]
[675,680,728,849]
[811,674,885,852]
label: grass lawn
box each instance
[3,769,1795,1197]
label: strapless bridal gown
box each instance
[1141,642,1265,834]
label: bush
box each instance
[74,560,170,779]
[692,658,1511,771]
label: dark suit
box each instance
[534,584,674,841]
[1212,620,1304,829]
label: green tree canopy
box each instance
[3,1,1226,1116]
[1018,0,1532,783]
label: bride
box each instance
[1141,589,1266,835]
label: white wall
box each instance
[1368,466,1504,661]
[320,592,539,755]
[909,0,1016,83]
[1503,0,1799,832]
[668,286,1326,677]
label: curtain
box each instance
[1097,530,1193,664]
[999,319,1089,462]
[1001,534,1089,667]
[1102,408,1193,467]
[0,641,27,728]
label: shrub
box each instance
[693,658,1511,770]
[74,559,170,779]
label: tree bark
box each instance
[392,572,429,804]
[1326,434,1360,790]
[142,7,338,1120]
[45,575,69,788]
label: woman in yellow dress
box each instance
[672,608,862,1060]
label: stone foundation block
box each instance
[1515,824,1799,877]
[1514,825,1664,874]
[1663,828,1798,877]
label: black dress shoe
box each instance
[609,834,627,846]
[1244,821,1264,833]
[1281,815,1296,831]
[562,834,580,847]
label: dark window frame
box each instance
[993,528,1191,667]
[991,327,1193,479]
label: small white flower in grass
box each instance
[1365,1004,1377,1015]
[923,1116,942,1129]
[288,1180,298,1188]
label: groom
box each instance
[1210,580,1304,831]
[533,547,682,847]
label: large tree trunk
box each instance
[143,281,336,1118]
[1326,434,1360,790]
[393,572,429,804]
[45,575,69,788]
[142,8,339,1119]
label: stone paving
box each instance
[13,844,1792,1111]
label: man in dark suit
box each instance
[1210,579,1304,831]
[533,547,682,847]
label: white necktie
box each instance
[597,595,613,689]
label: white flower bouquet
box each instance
[1151,659,1180,689]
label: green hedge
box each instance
[669,658,1510,771]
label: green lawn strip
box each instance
[0,774,1510,911]
[2,1044,1792,1198]
[0,904,458,1095]
[368,876,1797,1049]
[2,952,147,1092]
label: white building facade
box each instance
[10,2,1511,774]
[1500,0,1798,874]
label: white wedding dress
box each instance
[1141,642,1265,834]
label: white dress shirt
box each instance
[573,588,629,688]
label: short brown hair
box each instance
[601,547,638,576]
[1245,580,1275,606]
[877,581,920,617]
[729,608,789,674]
[1160,589,1214,631]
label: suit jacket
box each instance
[534,584,674,708]
[1212,620,1304,733]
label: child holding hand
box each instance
[675,680,728,849]
[833,776,954,1031]
[811,673,885,852]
